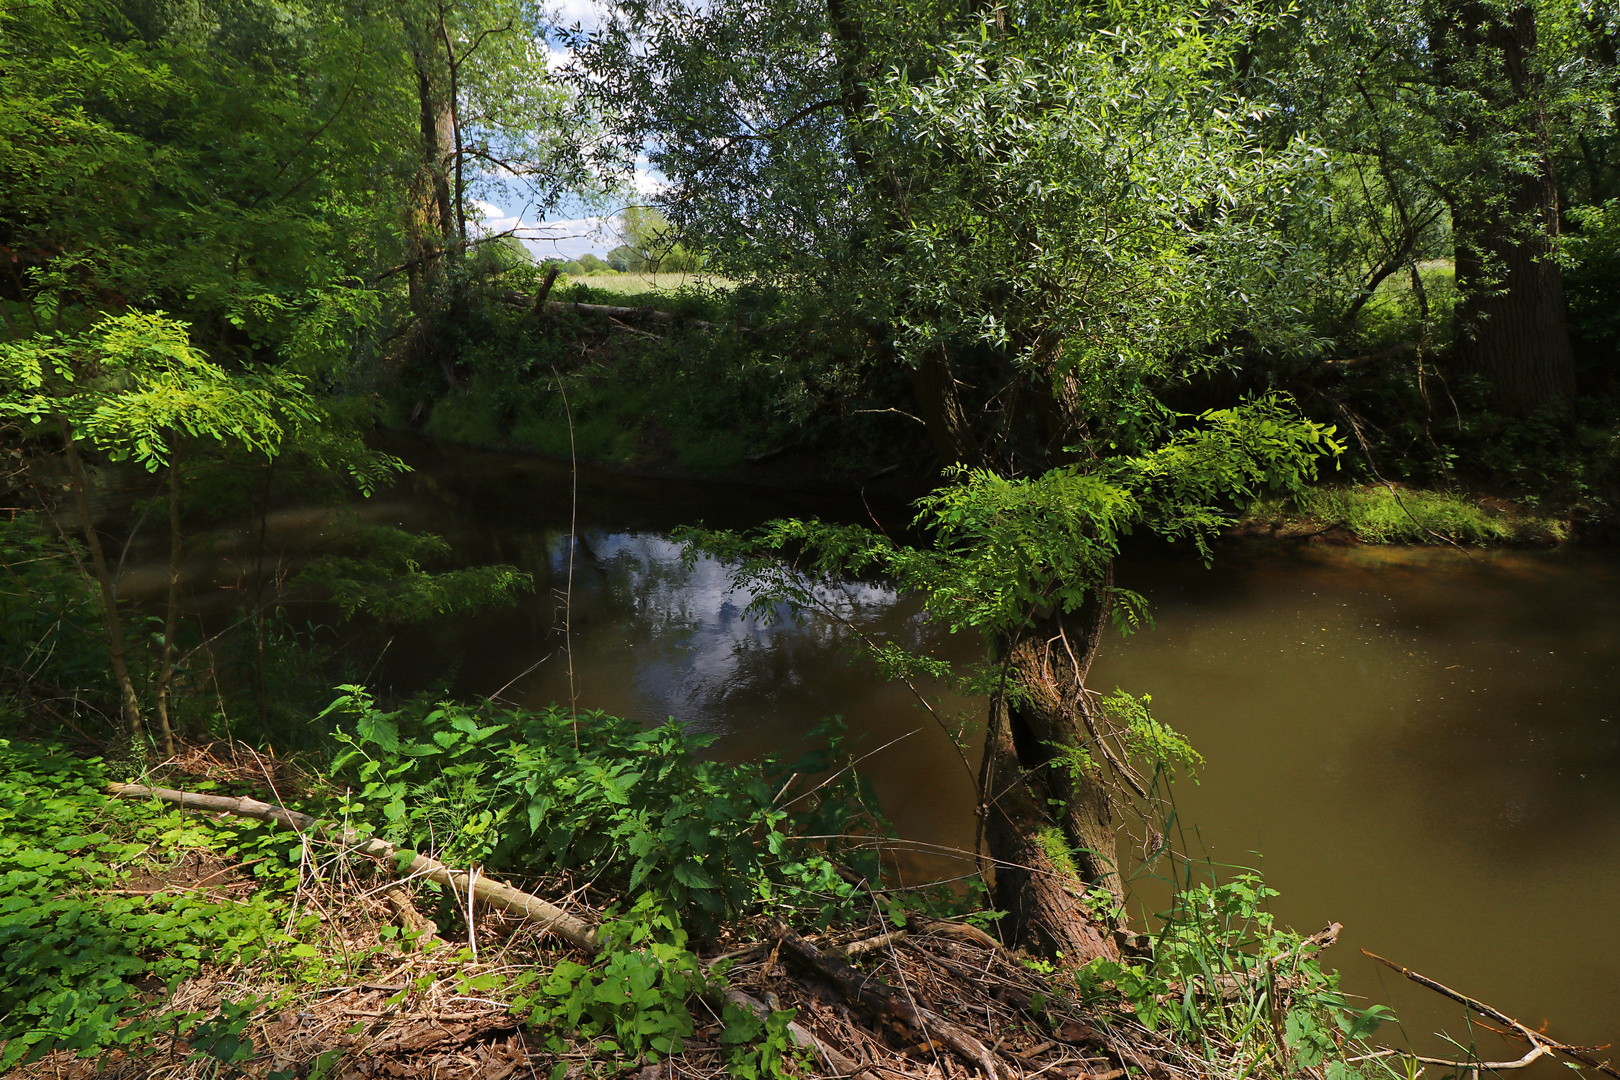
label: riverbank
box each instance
[0,733,1361,1080]
[385,414,1604,548]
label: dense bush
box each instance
[326,688,885,933]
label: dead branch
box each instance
[770,920,1012,1079]
[1362,950,1617,1078]
[106,782,599,953]
[842,930,908,958]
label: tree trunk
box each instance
[152,452,180,758]
[406,27,462,391]
[978,573,1124,960]
[911,348,982,466]
[981,694,1120,962]
[60,422,143,739]
[1440,2,1577,418]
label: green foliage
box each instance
[0,517,109,710]
[1567,200,1620,353]
[1286,486,1566,544]
[1104,691,1200,780]
[0,312,309,469]
[325,688,875,931]
[719,1001,805,1079]
[1078,872,1391,1069]
[0,740,300,1068]
[691,394,1340,638]
[514,898,710,1062]
[296,524,533,623]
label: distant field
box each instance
[562,272,734,294]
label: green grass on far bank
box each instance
[1248,485,1568,544]
[561,271,734,295]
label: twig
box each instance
[106,782,600,952]
[1362,950,1617,1077]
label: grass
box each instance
[560,272,734,295]
[1249,485,1567,544]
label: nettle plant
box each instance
[325,689,886,1062]
[326,688,882,928]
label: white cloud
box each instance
[632,167,667,196]
[548,0,604,31]
[475,201,616,260]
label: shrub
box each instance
[324,688,881,934]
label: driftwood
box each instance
[770,920,1012,1079]
[105,782,600,954]
[1362,950,1617,1077]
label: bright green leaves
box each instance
[1077,872,1391,1067]
[0,740,292,1069]
[0,312,310,470]
[1113,393,1344,561]
[690,394,1337,637]
[324,687,869,934]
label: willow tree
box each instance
[577,0,1339,952]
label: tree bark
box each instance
[1439,2,1577,418]
[151,451,181,758]
[405,25,462,391]
[60,421,143,739]
[980,696,1120,962]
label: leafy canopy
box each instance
[0,313,310,468]
[689,395,1341,637]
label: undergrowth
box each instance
[0,740,309,1070]
[1250,485,1567,544]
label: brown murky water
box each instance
[184,435,1620,1060]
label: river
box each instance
[209,434,1620,1061]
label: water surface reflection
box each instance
[343,438,1618,1058]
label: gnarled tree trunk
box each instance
[979,575,1125,960]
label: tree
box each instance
[0,314,308,754]
[1263,0,1614,417]
[615,206,705,272]
[578,0,1340,952]
[1438,1,1576,415]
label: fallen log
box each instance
[106,782,599,954]
[501,291,720,330]
[770,920,1011,1080]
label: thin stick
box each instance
[467,864,479,963]
[551,365,580,736]
[1362,951,1617,1078]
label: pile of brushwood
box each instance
[3,691,1607,1080]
